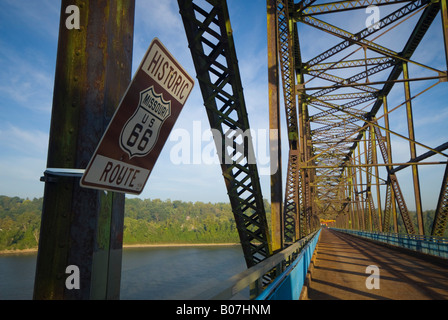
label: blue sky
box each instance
[0,0,271,204]
[0,0,447,211]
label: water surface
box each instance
[0,245,247,300]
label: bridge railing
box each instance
[333,228,448,259]
[193,229,321,300]
[255,228,321,300]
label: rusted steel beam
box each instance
[267,0,284,252]
[432,164,448,237]
[374,125,416,234]
[283,150,301,243]
[277,0,299,149]
[303,0,429,68]
[402,62,424,235]
[277,0,306,243]
[441,0,448,69]
[34,0,134,300]
[298,0,412,16]
[391,142,448,173]
[343,1,441,165]
[178,0,272,270]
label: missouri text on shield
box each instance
[119,86,171,159]
[80,38,194,194]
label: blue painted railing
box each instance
[256,229,321,300]
[193,229,322,300]
[333,228,448,259]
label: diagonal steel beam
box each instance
[178,0,271,269]
[432,164,448,237]
[303,0,430,67]
[298,0,412,16]
[343,0,441,164]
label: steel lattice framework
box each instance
[276,0,448,238]
[178,0,272,270]
[178,0,448,278]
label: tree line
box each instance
[0,195,442,252]
[123,198,244,244]
[0,195,249,251]
[0,196,42,251]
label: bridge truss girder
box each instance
[178,0,272,269]
[287,0,448,237]
[178,0,448,278]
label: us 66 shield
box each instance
[120,86,171,159]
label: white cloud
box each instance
[0,40,55,114]
[133,0,188,57]
[1,0,60,39]
[0,124,49,157]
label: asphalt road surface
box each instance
[307,228,448,300]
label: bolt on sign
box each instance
[81,38,194,194]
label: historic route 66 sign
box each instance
[120,86,171,158]
[80,38,194,194]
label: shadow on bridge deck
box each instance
[306,228,448,300]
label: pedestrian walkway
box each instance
[306,228,448,300]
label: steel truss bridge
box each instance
[34,0,448,300]
[177,0,448,299]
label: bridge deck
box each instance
[306,228,448,300]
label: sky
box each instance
[0,0,447,211]
[0,0,271,204]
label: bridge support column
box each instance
[432,164,448,236]
[34,0,134,299]
[403,62,424,235]
[267,0,284,252]
[372,125,383,232]
[441,0,448,69]
[357,141,366,231]
[382,96,398,233]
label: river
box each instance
[0,245,248,300]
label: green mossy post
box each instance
[33,0,135,300]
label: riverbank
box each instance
[0,242,241,255]
[124,242,240,248]
[0,248,38,255]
